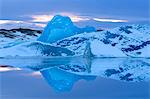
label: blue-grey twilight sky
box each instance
[0,0,149,29]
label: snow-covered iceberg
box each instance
[37,15,96,43]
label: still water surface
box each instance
[0,57,150,99]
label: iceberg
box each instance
[37,15,96,43]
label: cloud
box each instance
[0,66,21,72]
[1,0,148,29]
[0,19,46,29]
[93,18,128,23]
[31,15,54,22]
[0,14,128,30]
[30,71,41,77]
[35,23,46,27]
[31,13,90,23]
[0,20,23,24]
[70,16,90,22]
[31,13,128,23]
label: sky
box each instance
[0,0,149,29]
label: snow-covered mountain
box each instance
[0,41,75,57]
[0,15,149,57]
[0,24,149,57]
[53,24,150,57]
[0,28,42,49]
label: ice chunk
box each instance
[37,15,96,43]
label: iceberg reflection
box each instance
[0,57,150,90]
[41,67,96,92]
[34,58,150,91]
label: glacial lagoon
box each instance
[0,57,150,99]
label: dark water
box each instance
[0,57,150,99]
